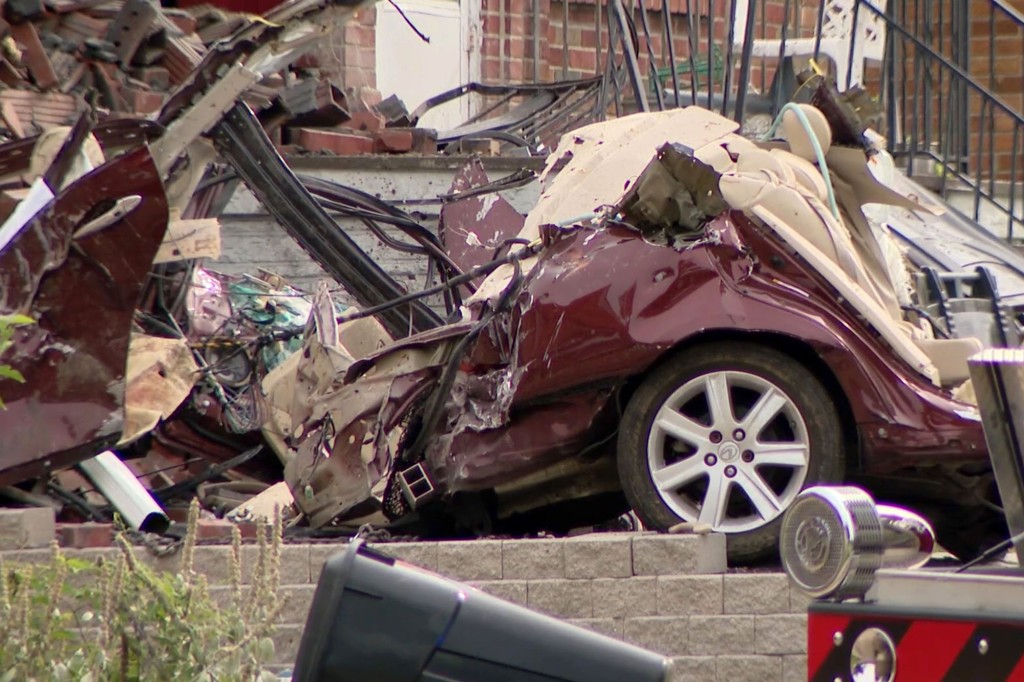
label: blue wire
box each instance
[762,103,841,220]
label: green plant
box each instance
[0,500,286,681]
[0,313,32,409]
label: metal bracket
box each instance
[397,462,438,509]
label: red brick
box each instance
[194,518,234,541]
[167,13,197,35]
[483,57,501,81]
[124,87,164,114]
[131,66,170,91]
[410,127,438,154]
[374,128,413,153]
[347,109,385,132]
[350,85,382,110]
[296,127,374,155]
[58,523,114,549]
[165,506,191,523]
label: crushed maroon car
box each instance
[282,94,1018,563]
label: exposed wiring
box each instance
[387,0,430,43]
[401,256,526,463]
[900,304,951,339]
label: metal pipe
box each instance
[563,0,570,79]
[968,349,1024,568]
[684,0,698,104]
[636,0,664,110]
[79,451,170,534]
[533,0,540,81]
[611,0,650,112]
[661,0,681,108]
[732,0,756,121]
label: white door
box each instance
[375,0,480,131]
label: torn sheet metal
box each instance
[261,293,392,466]
[284,285,446,525]
[467,106,740,305]
[0,145,169,486]
[282,100,1006,531]
[439,158,526,273]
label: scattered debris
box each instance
[0,6,1020,568]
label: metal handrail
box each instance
[594,0,1024,242]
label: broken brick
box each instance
[296,127,374,155]
[132,66,170,91]
[377,94,411,126]
[3,0,45,25]
[346,110,385,132]
[165,12,198,35]
[123,87,165,114]
[10,22,58,90]
[58,522,114,549]
[410,128,439,154]
[275,143,303,156]
[193,518,257,541]
[194,518,235,541]
[374,128,414,153]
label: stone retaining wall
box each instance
[1,531,808,682]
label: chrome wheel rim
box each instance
[646,370,810,533]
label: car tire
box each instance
[617,341,845,564]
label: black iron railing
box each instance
[868,0,1024,241]
[592,0,1024,241]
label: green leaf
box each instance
[0,314,33,326]
[0,366,25,383]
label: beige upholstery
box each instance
[771,149,828,202]
[27,126,105,189]
[781,105,832,162]
[914,337,984,386]
[718,105,943,385]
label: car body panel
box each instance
[0,146,169,485]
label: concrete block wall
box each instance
[367,534,809,682]
[0,532,809,681]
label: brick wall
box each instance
[3,532,809,681]
[319,1,1024,183]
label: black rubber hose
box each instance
[210,102,443,339]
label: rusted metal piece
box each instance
[439,158,526,273]
[0,146,169,486]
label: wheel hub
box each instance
[646,369,812,533]
[717,441,740,463]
